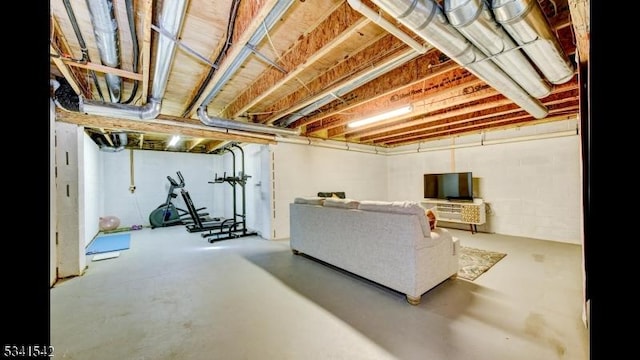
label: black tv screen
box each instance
[424,172,473,201]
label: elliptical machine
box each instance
[149,171,208,228]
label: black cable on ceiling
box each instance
[61,0,105,101]
[181,0,241,117]
[122,0,140,104]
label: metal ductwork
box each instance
[492,0,574,85]
[196,0,300,136]
[80,0,189,119]
[197,107,300,137]
[347,0,428,54]
[198,0,295,108]
[444,0,550,99]
[85,0,122,103]
[371,0,548,119]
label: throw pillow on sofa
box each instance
[425,208,438,230]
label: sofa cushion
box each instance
[293,197,325,205]
[358,200,431,237]
[323,197,360,209]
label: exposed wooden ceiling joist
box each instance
[49,0,586,152]
[567,0,589,63]
[55,109,275,145]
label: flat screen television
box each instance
[424,172,473,201]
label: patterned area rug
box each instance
[458,246,507,281]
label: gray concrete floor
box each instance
[50,226,589,359]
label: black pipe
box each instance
[181,0,241,117]
[122,0,140,104]
[61,0,105,101]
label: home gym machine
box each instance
[181,143,257,242]
[148,171,208,228]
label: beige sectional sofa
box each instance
[289,197,460,305]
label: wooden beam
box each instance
[50,45,83,96]
[225,1,370,118]
[61,60,144,81]
[337,79,492,137]
[368,96,580,144]
[184,0,281,118]
[258,36,422,125]
[357,83,579,142]
[361,96,515,142]
[55,109,275,145]
[305,66,473,134]
[293,52,460,130]
[206,141,230,154]
[568,0,589,63]
[50,16,88,96]
[383,111,578,147]
[186,138,204,152]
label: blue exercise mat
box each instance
[86,233,131,255]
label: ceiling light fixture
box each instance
[168,135,181,147]
[348,105,413,128]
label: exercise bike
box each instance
[149,171,208,228]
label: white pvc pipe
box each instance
[347,0,429,54]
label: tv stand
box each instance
[421,198,486,234]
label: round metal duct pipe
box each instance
[370,0,548,119]
[444,0,551,99]
[492,0,574,85]
[85,0,122,103]
[197,107,300,137]
[80,0,188,120]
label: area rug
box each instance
[86,233,131,255]
[458,246,507,281]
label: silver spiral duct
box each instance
[81,0,189,119]
[492,0,574,85]
[197,107,300,137]
[371,0,548,119]
[444,0,551,99]
[85,0,122,102]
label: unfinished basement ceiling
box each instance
[50,0,589,154]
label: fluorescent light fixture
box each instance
[168,135,180,147]
[348,105,413,128]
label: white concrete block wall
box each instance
[242,144,271,239]
[70,119,581,246]
[271,142,388,239]
[82,132,101,246]
[462,136,581,243]
[386,127,582,244]
[101,150,224,227]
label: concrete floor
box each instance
[50,226,589,359]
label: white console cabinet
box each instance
[421,198,486,233]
